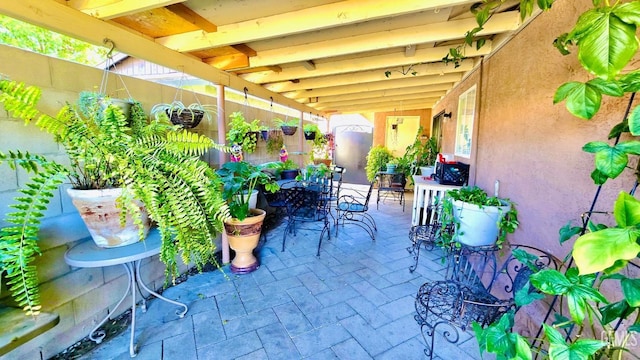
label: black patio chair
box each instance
[335,181,377,240]
[281,181,331,256]
[414,243,563,359]
[376,172,406,211]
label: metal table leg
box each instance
[88,263,132,345]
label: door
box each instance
[334,125,373,184]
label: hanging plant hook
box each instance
[103,38,116,60]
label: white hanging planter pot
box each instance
[67,188,151,248]
[452,199,511,246]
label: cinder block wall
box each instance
[0,45,281,359]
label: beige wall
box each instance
[0,44,294,359]
[432,0,633,257]
[373,109,432,146]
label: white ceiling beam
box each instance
[300,87,448,104]
[242,46,485,84]
[67,0,184,20]
[264,63,471,92]
[249,11,520,67]
[0,0,319,115]
[156,0,477,52]
[312,92,445,110]
[283,78,459,99]
[334,99,439,113]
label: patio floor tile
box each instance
[72,187,488,360]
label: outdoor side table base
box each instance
[64,229,188,357]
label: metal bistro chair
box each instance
[376,172,407,211]
[406,203,454,273]
[335,181,377,240]
[414,244,562,359]
[281,180,331,256]
[322,165,345,221]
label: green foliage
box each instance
[216,161,279,221]
[266,129,284,154]
[274,118,300,127]
[458,1,640,358]
[0,14,109,65]
[150,100,217,122]
[365,145,394,182]
[0,151,67,316]
[226,111,261,154]
[442,186,519,248]
[0,79,232,314]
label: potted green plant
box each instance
[266,159,300,180]
[365,145,394,182]
[274,117,299,136]
[150,100,216,129]
[441,186,518,248]
[0,79,230,315]
[266,129,284,155]
[303,123,321,141]
[216,161,279,274]
[259,125,269,141]
[385,158,398,173]
[226,111,261,154]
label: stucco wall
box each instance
[432,0,634,257]
[0,44,292,359]
[372,109,432,147]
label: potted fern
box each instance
[0,79,230,315]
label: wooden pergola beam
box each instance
[0,0,320,115]
[67,0,184,20]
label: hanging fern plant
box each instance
[0,78,231,315]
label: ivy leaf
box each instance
[613,1,640,27]
[545,324,607,360]
[590,168,609,185]
[613,192,640,227]
[592,143,628,178]
[619,70,640,92]
[599,300,633,325]
[608,120,628,139]
[530,269,571,295]
[577,8,639,79]
[515,281,545,307]
[621,277,640,307]
[628,105,640,136]
[559,222,582,244]
[587,78,624,97]
[553,81,601,119]
[573,227,640,275]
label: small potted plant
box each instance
[274,118,300,136]
[150,100,216,128]
[386,158,398,173]
[226,111,261,154]
[216,161,279,274]
[266,129,284,155]
[365,145,394,182]
[259,125,269,141]
[440,185,518,248]
[303,123,322,141]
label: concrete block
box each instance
[0,164,18,192]
[38,212,89,251]
[32,245,71,284]
[0,45,52,88]
[39,267,104,309]
[49,57,103,94]
[72,274,129,324]
[103,262,128,283]
[0,120,59,155]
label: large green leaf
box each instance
[593,143,628,178]
[613,192,640,227]
[554,81,601,119]
[600,300,633,325]
[587,78,624,97]
[613,2,640,27]
[573,227,640,274]
[629,105,640,136]
[619,70,640,92]
[544,324,607,360]
[621,277,640,307]
[530,269,571,295]
[577,8,639,79]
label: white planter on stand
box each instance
[233,189,259,209]
[67,188,151,248]
[452,199,511,246]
